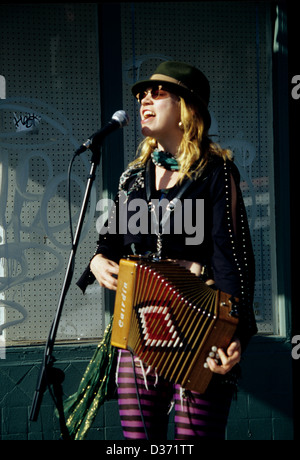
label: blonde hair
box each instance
[129,97,232,182]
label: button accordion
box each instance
[111,257,239,394]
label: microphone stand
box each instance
[29,144,102,439]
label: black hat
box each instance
[132,61,211,130]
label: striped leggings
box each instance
[117,350,233,440]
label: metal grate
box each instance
[0,4,104,343]
[120,2,276,334]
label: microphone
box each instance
[75,110,129,155]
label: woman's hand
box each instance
[206,338,241,375]
[90,254,119,291]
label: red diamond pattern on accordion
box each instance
[138,305,184,349]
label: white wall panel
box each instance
[0,4,104,343]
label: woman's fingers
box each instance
[206,339,241,375]
[90,255,119,291]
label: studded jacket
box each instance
[78,156,257,352]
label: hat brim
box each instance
[131,78,211,130]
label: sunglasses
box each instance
[135,85,171,104]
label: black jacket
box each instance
[78,156,257,351]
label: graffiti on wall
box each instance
[0,97,97,339]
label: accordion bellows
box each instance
[111,257,239,394]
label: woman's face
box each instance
[138,86,183,153]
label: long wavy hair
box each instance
[129,97,232,183]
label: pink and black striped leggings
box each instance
[117,351,233,440]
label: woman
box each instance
[78,61,257,440]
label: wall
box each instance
[0,4,106,345]
[0,337,293,440]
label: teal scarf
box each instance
[151,149,179,171]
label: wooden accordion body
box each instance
[111,257,239,394]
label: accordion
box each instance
[111,257,239,394]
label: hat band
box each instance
[150,74,208,108]
[150,74,189,90]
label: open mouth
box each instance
[142,110,155,121]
